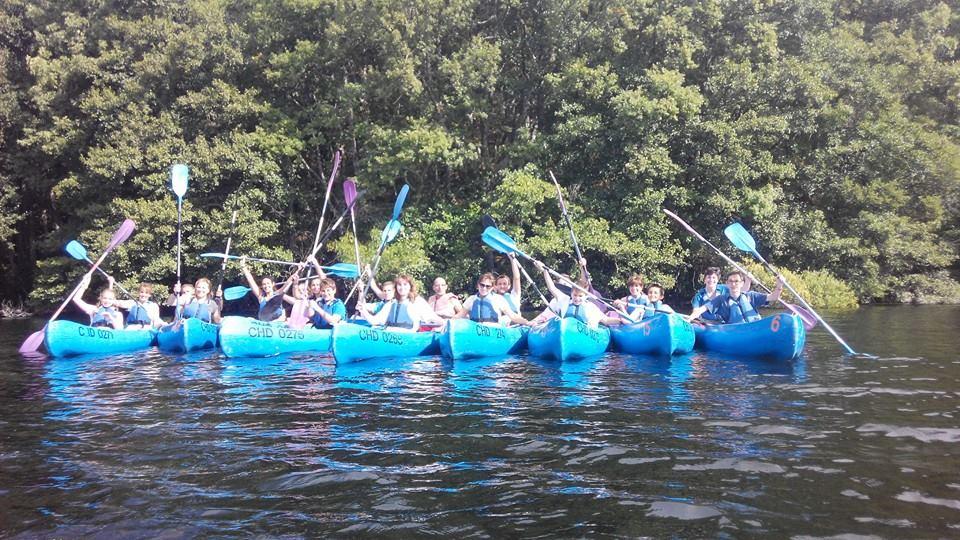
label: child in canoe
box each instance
[691,267,726,321]
[357,274,443,331]
[612,274,649,314]
[179,277,222,324]
[72,273,124,329]
[626,283,675,320]
[494,253,522,313]
[689,271,784,324]
[115,282,163,328]
[307,278,347,329]
[453,273,529,326]
[535,262,620,328]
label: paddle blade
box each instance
[379,219,402,245]
[223,285,251,301]
[391,184,410,220]
[107,219,137,251]
[323,263,360,278]
[785,302,818,330]
[723,222,758,254]
[200,252,229,259]
[481,226,519,255]
[171,164,189,198]
[65,240,89,261]
[481,214,497,229]
[19,329,45,354]
[343,179,358,207]
[257,294,285,321]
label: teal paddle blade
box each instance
[171,164,189,198]
[392,184,410,220]
[723,222,758,254]
[382,219,402,244]
[223,285,251,301]
[324,263,359,278]
[200,252,229,259]
[481,226,521,256]
[65,240,89,261]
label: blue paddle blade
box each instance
[724,222,758,254]
[481,226,519,254]
[382,219,402,244]
[171,164,189,198]
[200,252,230,259]
[223,285,251,301]
[64,240,89,261]
[323,263,359,278]
[392,184,410,220]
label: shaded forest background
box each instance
[0,0,958,310]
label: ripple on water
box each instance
[856,424,960,443]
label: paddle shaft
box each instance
[549,171,590,283]
[307,188,363,261]
[752,252,857,355]
[345,181,364,293]
[217,210,238,293]
[662,209,814,326]
[310,150,341,254]
[516,260,559,316]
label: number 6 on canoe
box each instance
[19,219,137,354]
[723,222,858,355]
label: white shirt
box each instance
[555,296,607,328]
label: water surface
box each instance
[1,306,958,537]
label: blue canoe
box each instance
[610,313,695,356]
[44,320,156,357]
[218,316,332,357]
[438,319,528,360]
[693,313,806,360]
[157,317,219,353]
[527,317,611,361]
[332,322,440,363]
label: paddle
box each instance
[170,164,189,320]
[548,171,591,285]
[481,226,637,323]
[358,184,410,303]
[216,210,238,296]
[221,265,359,301]
[305,186,366,261]
[723,221,857,355]
[343,178,363,290]
[64,240,141,304]
[310,150,342,255]
[662,208,817,330]
[20,219,137,353]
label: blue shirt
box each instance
[707,291,769,324]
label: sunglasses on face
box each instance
[478,283,493,288]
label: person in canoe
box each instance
[283,277,313,328]
[689,270,784,324]
[115,282,163,329]
[180,277,222,324]
[357,274,443,331]
[427,276,463,319]
[240,256,297,322]
[72,273,124,329]
[164,282,194,310]
[629,283,674,320]
[690,267,727,321]
[307,277,347,329]
[612,274,649,314]
[534,262,620,328]
[453,273,529,326]
[494,253,522,313]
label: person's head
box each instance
[180,283,195,298]
[394,274,416,301]
[137,283,153,303]
[432,277,449,295]
[570,278,590,305]
[495,273,512,294]
[194,278,211,299]
[646,283,664,303]
[98,287,117,307]
[725,271,746,295]
[627,274,645,297]
[703,267,721,289]
[309,277,323,297]
[477,273,496,297]
[260,277,275,293]
[296,280,308,299]
[381,280,395,301]
[318,278,337,302]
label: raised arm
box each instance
[508,253,521,298]
[306,254,328,280]
[364,264,385,300]
[71,273,97,316]
[766,276,785,305]
[240,256,262,299]
[534,261,561,300]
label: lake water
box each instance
[1,306,958,537]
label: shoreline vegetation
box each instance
[0,0,957,311]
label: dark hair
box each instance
[646,283,664,295]
[478,273,496,286]
[726,270,746,281]
[704,267,721,278]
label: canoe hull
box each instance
[528,318,610,362]
[438,319,528,360]
[44,320,156,357]
[219,316,332,357]
[610,313,695,356]
[332,322,439,363]
[694,313,806,360]
[157,317,219,353]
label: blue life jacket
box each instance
[183,300,214,322]
[625,294,648,312]
[126,302,155,326]
[91,306,119,327]
[370,300,387,315]
[470,296,500,323]
[258,296,284,322]
[385,301,415,329]
[563,303,589,324]
[711,291,766,324]
[498,292,519,313]
[311,298,346,329]
[692,285,728,309]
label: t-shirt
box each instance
[555,295,607,328]
[463,293,515,325]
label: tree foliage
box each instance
[2,0,958,310]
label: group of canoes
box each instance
[38,252,805,361]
